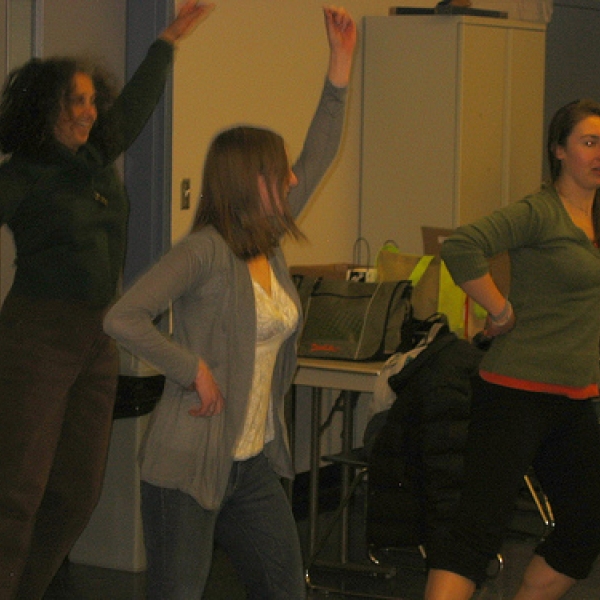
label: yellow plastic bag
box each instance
[375,242,471,337]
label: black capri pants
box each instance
[427,377,600,585]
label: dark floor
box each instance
[43,478,600,600]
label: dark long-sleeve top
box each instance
[441,184,600,389]
[0,39,174,309]
[104,80,348,509]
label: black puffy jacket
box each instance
[366,332,483,550]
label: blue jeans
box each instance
[141,452,306,599]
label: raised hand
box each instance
[160,1,216,45]
[323,6,357,88]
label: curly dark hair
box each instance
[0,55,121,158]
[192,126,305,259]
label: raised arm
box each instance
[106,2,215,157]
[287,7,357,217]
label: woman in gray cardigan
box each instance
[104,7,356,599]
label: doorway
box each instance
[0,0,38,304]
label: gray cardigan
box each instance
[104,80,347,508]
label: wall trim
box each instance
[123,0,172,286]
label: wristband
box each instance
[489,300,512,327]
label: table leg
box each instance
[308,385,322,559]
[282,386,297,501]
[339,390,358,562]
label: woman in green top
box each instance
[425,100,600,599]
[0,3,213,597]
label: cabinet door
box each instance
[508,27,546,199]
[459,22,545,227]
[361,16,460,254]
[457,23,508,227]
[360,16,545,255]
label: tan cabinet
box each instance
[360,15,546,254]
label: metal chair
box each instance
[521,468,555,538]
[305,448,400,600]
[304,449,554,599]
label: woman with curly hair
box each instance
[0,3,214,598]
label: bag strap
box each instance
[352,237,371,268]
[407,255,435,286]
[374,239,398,271]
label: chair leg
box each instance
[306,466,369,568]
[305,465,398,598]
[523,472,555,538]
[367,543,428,575]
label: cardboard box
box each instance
[421,226,454,257]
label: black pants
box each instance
[0,294,118,600]
[427,377,600,585]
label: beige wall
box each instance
[170,0,541,269]
[171,0,392,264]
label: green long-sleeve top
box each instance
[441,184,600,389]
[0,39,174,308]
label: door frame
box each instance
[123,0,172,286]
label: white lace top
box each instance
[233,268,299,460]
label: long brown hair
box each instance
[547,98,600,182]
[547,99,600,242]
[192,126,304,259]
